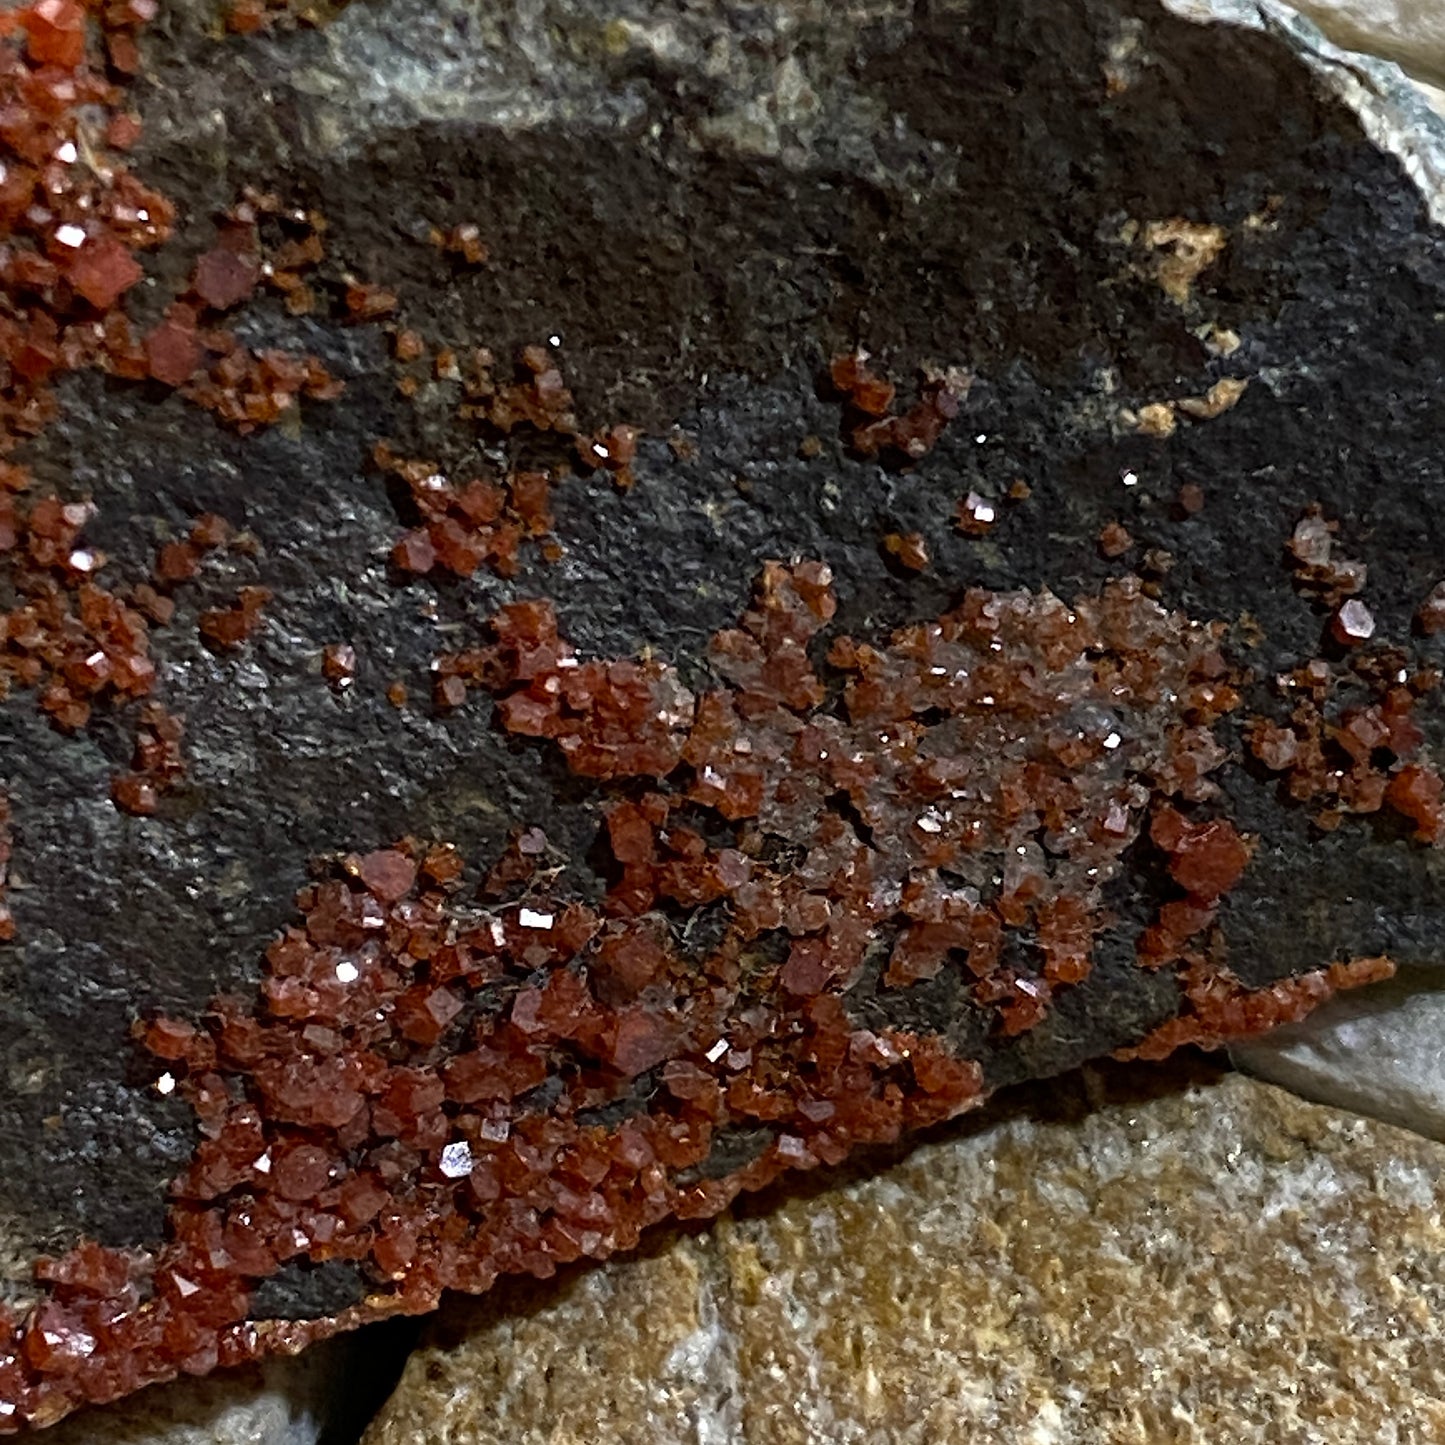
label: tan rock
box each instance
[366,1243,734,1444]
[1142,218,1228,304]
[1284,0,1445,86]
[1129,400,1178,437]
[364,1064,1445,1444]
[1176,376,1249,419]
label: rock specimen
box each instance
[362,1063,1445,1445]
[1,0,1445,1429]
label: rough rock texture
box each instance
[363,1063,1445,1445]
[1233,966,1445,1140]
[1285,0,1445,84]
[1171,3,1445,1156]
[6,0,1445,1422]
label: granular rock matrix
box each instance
[2,0,1445,1432]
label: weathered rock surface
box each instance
[364,1063,1445,1445]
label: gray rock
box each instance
[1232,966,1445,1141]
[1283,0,1445,85]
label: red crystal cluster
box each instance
[881,530,930,573]
[0,15,338,432]
[827,349,970,461]
[1284,505,1383,647]
[0,478,158,734]
[1417,580,1445,637]
[198,585,271,652]
[381,342,641,582]
[0,4,1431,1431]
[166,197,343,430]
[1245,653,1444,840]
[379,443,557,584]
[1287,505,1367,605]
[222,0,332,41]
[151,512,233,589]
[110,701,184,816]
[5,559,1402,1432]
[343,282,398,324]
[458,562,1248,1032]
[246,192,328,319]
[955,490,1000,537]
[0,0,334,843]
[184,346,341,434]
[450,343,572,437]
[436,598,692,774]
[1135,806,1251,970]
[0,0,174,759]
[0,0,166,446]
[1099,520,1134,559]
[429,221,489,266]
[1223,505,1445,841]
[1119,954,1393,1060]
[574,421,639,491]
[0,829,988,1426]
[2,456,260,821]
[322,642,357,690]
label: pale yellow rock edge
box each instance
[364,1066,1445,1445]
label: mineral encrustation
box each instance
[1,0,1444,1429]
